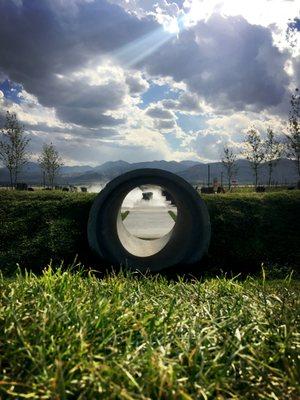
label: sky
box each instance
[0,0,299,166]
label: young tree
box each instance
[38,143,63,189]
[221,145,238,190]
[286,88,300,179]
[264,127,283,187]
[244,128,265,188]
[0,111,30,188]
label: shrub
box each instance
[0,190,299,273]
[203,191,300,272]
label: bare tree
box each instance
[286,88,300,180]
[38,143,63,189]
[221,145,238,190]
[0,111,30,188]
[264,127,283,187]
[244,128,265,188]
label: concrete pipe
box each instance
[88,169,211,272]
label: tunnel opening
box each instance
[88,168,211,271]
[117,185,178,257]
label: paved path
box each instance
[122,206,176,239]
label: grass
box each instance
[0,266,299,399]
[168,210,177,221]
[121,210,130,221]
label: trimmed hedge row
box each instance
[0,190,299,273]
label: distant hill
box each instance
[61,165,94,175]
[0,158,298,185]
[178,158,298,185]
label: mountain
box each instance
[0,158,298,186]
[131,160,200,173]
[93,160,132,178]
[178,158,298,185]
[61,165,94,175]
[60,160,200,184]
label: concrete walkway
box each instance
[122,206,176,239]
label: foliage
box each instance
[221,145,238,190]
[38,143,63,188]
[286,87,300,178]
[203,191,300,273]
[0,111,30,188]
[244,129,265,187]
[0,190,94,274]
[0,190,299,274]
[0,267,299,399]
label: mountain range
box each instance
[0,158,298,186]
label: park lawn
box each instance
[0,266,299,399]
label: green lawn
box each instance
[0,267,299,399]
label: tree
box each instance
[0,111,30,188]
[244,128,265,188]
[221,145,238,190]
[286,88,300,179]
[264,127,283,187]
[38,143,63,189]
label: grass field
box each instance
[0,266,299,399]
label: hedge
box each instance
[0,190,299,274]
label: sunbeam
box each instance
[111,22,182,68]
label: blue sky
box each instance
[0,0,299,165]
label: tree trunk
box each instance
[14,170,18,189]
[8,168,13,189]
[228,170,232,190]
[50,172,54,189]
[254,166,258,188]
[268,162,273,187]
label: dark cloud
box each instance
[162,92,204,113]
[56,107,125,128]
[154,119,176,130]
[139,14,291,112]
[22,121,118,139]
[146,105,174,119]
[125,73,149,95]
[41,78,127,127]
[0,0,156,81]
[0,0,157,128]
[0,1,292,120]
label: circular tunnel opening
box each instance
[88,168,211,271]
[117,185,178,257]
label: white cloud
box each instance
[184,0,300,53]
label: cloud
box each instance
[187,129,228,162]
[146,104,175,119]
[125,71,149,95]
[162,92,208,114]
[154,119,176,130]
[0,0,297,165]
[140,14,291,113]
[0,0,157,128]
